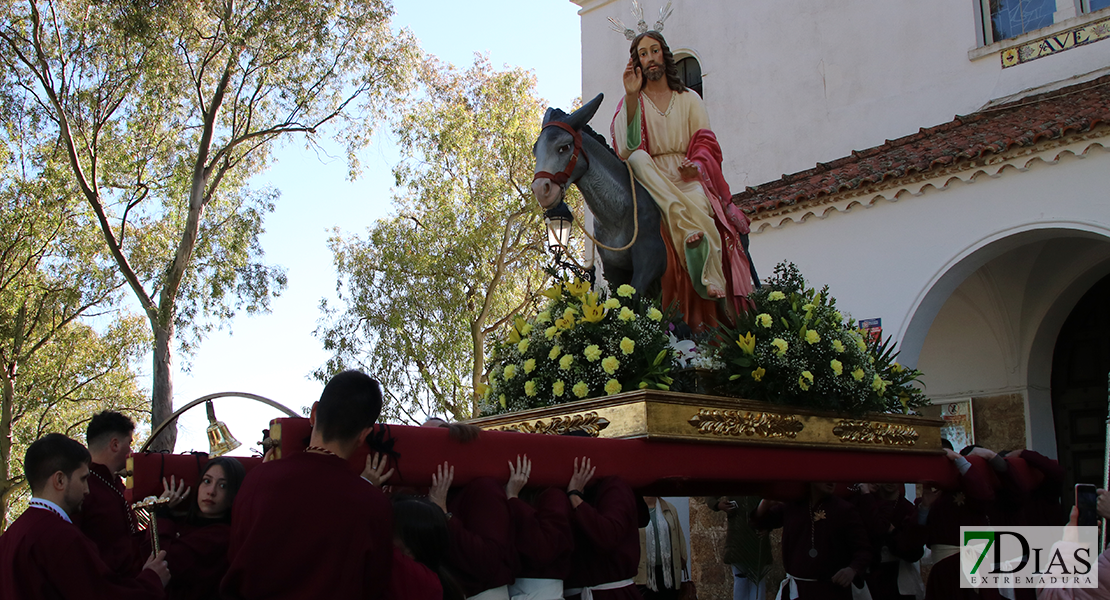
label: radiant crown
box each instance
[608,1,673,41]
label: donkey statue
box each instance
[531,93,667,296]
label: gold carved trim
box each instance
[833,420,919,446]
[688,409,805,439]
[496,411,611,437]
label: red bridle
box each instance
[533,121,588,186]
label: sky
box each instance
[166,0,584,455]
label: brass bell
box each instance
[205,400,241,457]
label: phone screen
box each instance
[1076,484,1098,527]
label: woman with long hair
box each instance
[389,496,465,600]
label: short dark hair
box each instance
[629,31,686,93]
[25,433,91,494]
[940,438,953,451]
[960,444,983,456]
[315,371,383,443]
[86,411,135,447]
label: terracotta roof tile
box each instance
[734,75,1110,215]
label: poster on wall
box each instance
[859,318,882,343]
[940,400,975,450]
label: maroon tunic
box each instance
[221,452,393,599]
[1018,450,1064,526]
[509,488,574,579]
[852,493,924,600]
[751,495,871,600]
[446,476,517,596]
[77,461,141,576]
[386,547,443,600]
[0,506,164,599]
[566,476,643,600]
[149,517,230,600]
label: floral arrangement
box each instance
[479,279,679,415]
[714,262,928,415]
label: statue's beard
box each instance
[645,64,664,81]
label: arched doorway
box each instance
[1051,273,1110,493]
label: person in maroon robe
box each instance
[388,495,464,600]
[428,461,518,599]
[917,446,1002,600]
[505,454,574,600]
[1004,449,1064,526]
[221,370,393,600]
[0,433,169,599]
[564,457,644,600]
[77,410,142,576]
[145,456,246,600]
[851,484,925,600]
[752,482,871,600]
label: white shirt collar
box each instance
[28,498,72,523]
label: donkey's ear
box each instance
[565,93,604,131]
[542,107,556,125]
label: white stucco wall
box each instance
[572,0,1110,189]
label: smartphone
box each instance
[1076,483,1099,527]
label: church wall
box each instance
[572,0,1110,189]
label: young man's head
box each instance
[310,370,383,454]
[629,31,685,93]
[86,411,135,473]
[25,433,92,516]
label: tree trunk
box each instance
[0,370,13,532]
[147,324,176,452]
[470,326,485,418]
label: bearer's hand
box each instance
[623,57,642,96]
[159,476,190,509]
[831,567,856,588]
[362,453,394,487]
[567,457,596,509]
[679,158,699,182]
[429,461,454,514]
[506,455,531,499]
[143,550,171,587]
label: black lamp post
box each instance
[543,203,595,284]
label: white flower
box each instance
[667,332,698,368]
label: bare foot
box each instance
[685,232,704,247]
[707,284,726,298]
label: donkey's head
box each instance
[531,93,604,210]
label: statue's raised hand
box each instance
[623,57,642,97]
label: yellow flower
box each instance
[830,359,843,376]
[541,284,562,300]
[648,307,663,321]
[549,345,562,360]
[535,311,551,323]
[872,374,884,392]
[620,337,636,355]
[475,382,490,398]
[582,302,605,323]
[503,364,517,380]
[563,306,577,319]
[499,394,507,408]
[852,368,865,381]
[559,354,574,370]
[601,356,620,375]
[805,330,821,345]
[545,326,558,339]
[508,327,521,344]
[617,284,636,298]
[604,298,621,310]
[799,370,814,391]
[856,336,868,352]
[523,359,536,374]
[584,344,602,362]
[756,313,772,328]
[524,380,537,397]
[891,362,903,373]
[769,291,786,301]
[752,367,766,382]
[555,316,575,331]
[619,307,636,321]
[771,338,788,356]
[553,380,565,396]
[736,331,755,356]
[572,381,590,398]
[604,379,622,395]
[517,339,530,353]
[566,278,591,297]
[802,304,814,313]
[832,340,845,353]
[832,311,842,323]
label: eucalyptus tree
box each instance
[1,0,417,449]
[315,57,553,422]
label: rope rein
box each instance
[570,160,640,253]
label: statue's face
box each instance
[636,37,665,81]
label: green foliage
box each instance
[714,262,928,415]
[480,279,679,415]
[315,56,550,422]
